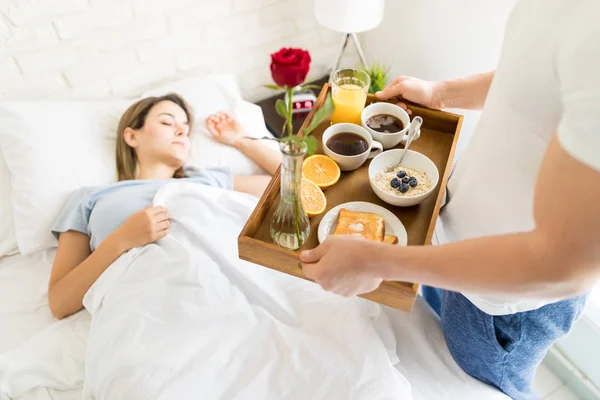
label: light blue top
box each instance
[51,167,232,251]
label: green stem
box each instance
[287,87,302,246]
[286,87,294,138]
[294,195,301,245]
[293,148,302,246]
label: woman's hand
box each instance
[375,76,445,114]
[207,110,282,176]
[206,111,245,147]
[113,206,169,252]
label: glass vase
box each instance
[270,141,310,250]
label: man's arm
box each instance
[375,71,495,112]
[302,14,600,299]
[437,71,495,110]
[378,136,600,299]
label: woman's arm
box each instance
[233,175,273,197]
[48,206,170,319]
[235,139,282,175]
[206,111,282,175]
[48,231,124,319]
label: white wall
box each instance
[361,0,517,157]
[0,0,356,101]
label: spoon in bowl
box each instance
[385,116,423,173]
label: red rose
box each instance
[270,48,311,88]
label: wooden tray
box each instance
[239,84,463,312]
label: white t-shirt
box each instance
[435,0,600,315]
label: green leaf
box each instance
[275,99,288,119]
[304,135,318,156]
[264,84,281,90]
[299,84,323,91]
[366,62,390,94]
[302,92,334,136]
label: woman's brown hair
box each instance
[116,93,193,181]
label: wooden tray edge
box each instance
[239,166,280,239]
[423,113,464,246]
[239,236,418,311]
[238,236,304,279]
[361,284,418,312]
[298,82,331,138]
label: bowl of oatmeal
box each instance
[368,149,439,207]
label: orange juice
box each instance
[331,83,367,125]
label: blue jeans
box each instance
[422,287,587,399]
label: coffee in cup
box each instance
[361,102,420,150]
[325,132,369,156]
[365,114,405,133]
[322,123,383,171]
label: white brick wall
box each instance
[0,0,360,101]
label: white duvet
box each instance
[1,182,412,400]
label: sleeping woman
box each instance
[48,93,282,320]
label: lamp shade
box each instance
[314,0,385,33]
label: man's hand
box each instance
[375,76,445,114]
[300,235,384,297]
[377,71,495,112]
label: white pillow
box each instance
[142,74,280,175]
[0,154,18,257]
[0,100,131,254]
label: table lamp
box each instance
[313,0,385,73]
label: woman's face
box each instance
[125,100,191,168]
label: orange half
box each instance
[302,155,341,190]
[301,178,327,217]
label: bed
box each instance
[0,74,509,400]
[0,250,508,400]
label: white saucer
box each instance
[317,201,408,245]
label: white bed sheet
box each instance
[0,251,508,400]
[0,251,81,400]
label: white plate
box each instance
[317,201,408,245]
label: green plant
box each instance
[366,62,389,94]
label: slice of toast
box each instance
[383,235,398,245]
[333,209,385,242]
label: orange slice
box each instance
[301,178,327,217]
[302,155,341,190]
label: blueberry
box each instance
[409,177,418,187]
[402,176,410,184]
[397,170,407,178]
[390,177,401,188]
[399,183,409,193]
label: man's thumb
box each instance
[300,245,323,263]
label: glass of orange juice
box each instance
[331,68,370,125]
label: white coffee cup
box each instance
[361,102,420,150]
[322,123,383,171]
